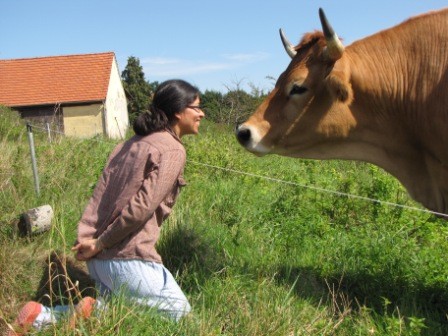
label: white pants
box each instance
[33,259,190,328]
[87,259,191,321]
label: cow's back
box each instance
[347,8,448,166]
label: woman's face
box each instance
[175,97,205,137]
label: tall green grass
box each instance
[1,108,447,335]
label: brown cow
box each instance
[236,8,448,217]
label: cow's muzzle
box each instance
[235,124,251,147]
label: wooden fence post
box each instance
[45,122,52,143]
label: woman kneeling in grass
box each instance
[8,79,205,335]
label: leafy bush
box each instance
[0,105,25,141]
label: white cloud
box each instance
[222,52,269,62]
[142,58,233,76]
[140,52,270,78]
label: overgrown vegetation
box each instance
[1,105,447,335]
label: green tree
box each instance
[222,89,259,125]
[201,90,225,123]
[201,87,267,125]
[121,56,153,122]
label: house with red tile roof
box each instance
[0,52,128,139]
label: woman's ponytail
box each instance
[133,105,169,136]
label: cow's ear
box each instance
[326,71,353,104]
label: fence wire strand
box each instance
[21,123,448,220]
[187,160,448,219]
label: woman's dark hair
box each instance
[133,79,200,136]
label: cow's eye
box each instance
[290,84,308,95]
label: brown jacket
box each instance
[76,129,186,263]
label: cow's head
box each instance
[236,8,356,159]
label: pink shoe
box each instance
[68,296,96,329]
[7,301,42,336]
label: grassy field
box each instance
[1,106,447,335]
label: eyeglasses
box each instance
[187,105,204,112]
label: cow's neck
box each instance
[346,54,448,216]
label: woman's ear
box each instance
[173,112,182,121]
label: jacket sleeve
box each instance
[96,148,185,249]
[76,143,124,243]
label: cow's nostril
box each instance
[236,127,251,145]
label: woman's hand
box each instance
[72,238,103,261]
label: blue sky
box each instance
[1,1,447,93]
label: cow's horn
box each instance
[279,28,297,59]
[318,8,344,61]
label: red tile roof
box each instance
[0,52,115,107]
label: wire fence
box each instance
[21,122,448,220]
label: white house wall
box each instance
[104,57,129,139]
